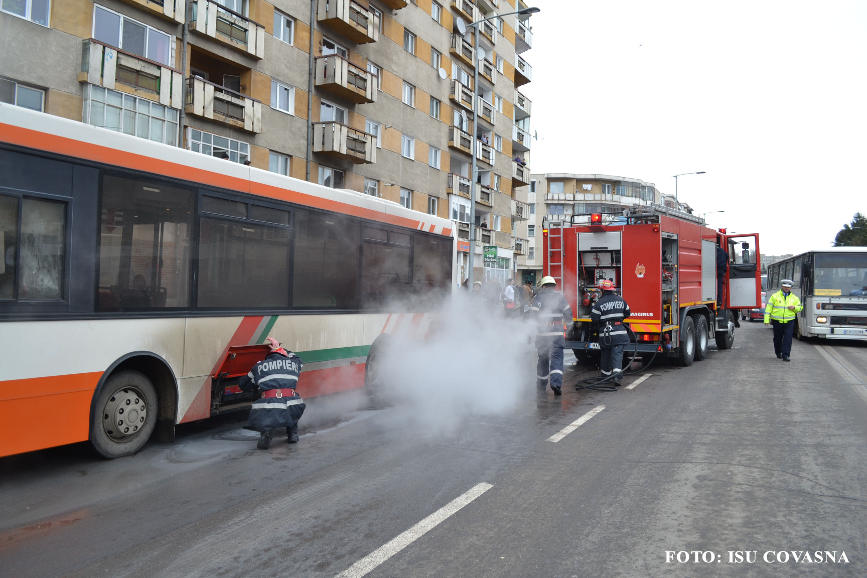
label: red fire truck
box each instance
[543,208,762,366]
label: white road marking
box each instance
[336,482,494,577]
[625,373,653,390]
[546,405,606,443]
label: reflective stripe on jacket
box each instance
[764,290,803,323]
[531,287,572,338]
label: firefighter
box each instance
[530,276,572,396]
[764,279,802,361]
[590,279,631,385]
[240,337,306,449]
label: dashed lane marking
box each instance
[546,405,606,443]
[625,373,653,390]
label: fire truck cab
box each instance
[543,208,761,367]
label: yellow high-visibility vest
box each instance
[764,290,803,323]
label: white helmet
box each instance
[538,276,556,287]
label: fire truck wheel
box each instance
[90,370,157,459]
[715,314,735,349]
[679,316,695,366]
[694,316,709,361]
[365,335,392,409]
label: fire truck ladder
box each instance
[547,224,564,286]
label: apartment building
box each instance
[0,0,536,286]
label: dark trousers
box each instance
[537,335,565,389]
[601,343,625,377]
[772,320,795,358]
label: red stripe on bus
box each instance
[296,363,365,397]
[0,373,101,457]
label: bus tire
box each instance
[365,336,392,409]
[90,370,157,459]
[679,316,695,366]
[694,315,709,361]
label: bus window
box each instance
[361,225,411,310]
[99,175,194,311]
[815,252,867,296]
[292,210,359,309]
[0,194,18,300]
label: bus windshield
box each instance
[814,253,867,296]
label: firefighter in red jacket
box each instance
[240,337,306,449]
[590,279,631,385]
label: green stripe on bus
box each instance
[255,316,279,344]
[296,345,370,363]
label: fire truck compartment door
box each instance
[578,231,621,250]
[726,233,760,308]
[701,240,717,302]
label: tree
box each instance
[834,212,867,246]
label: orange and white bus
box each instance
[0,103,454,458]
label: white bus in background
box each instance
[766,248,867,340]
[0,104,455,458]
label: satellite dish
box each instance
[476,47,486,62]
[455,17,467,36]
[438,67,447,80]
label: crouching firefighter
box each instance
[530,276,572,396]
[240,337,306,449]
[590,279,631,385]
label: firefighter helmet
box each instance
[598,279,615,291]
[538,276,556,287]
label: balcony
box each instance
[477,184,494,207]
[449,126,473,155]
[378,0,407,9]
[450,80,474,111]
[456,221,470,241]
[476,140,494,166]
[315,55,376,103]
[185,75,261,133]
[514,54,532,86]
[476,226,493,245]
[514,90,531,120]
[476,96,494,125]
[512,199,530,220]
[451,0,477,24]
[512,160,530,185]
[476,0,498,13]
[546,192,575,202]
[190,0,265,58]
[119,0,186,23]
[479,19,496,45]
[479,58,494,84]
[450,34,474,69]
[447,173,472,199]
[513,236,528,255]
[317,0,379,44]
[512,124,531,152]
[313,122,375,163]
[515,19,533,53]
[80,39,183,109]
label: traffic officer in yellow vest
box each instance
[764,279,803,361]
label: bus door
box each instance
[725,233,761,309]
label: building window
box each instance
[2,0,49,26]
[430,96,441,119]
[528,224,535,237]
[320,100,347,123]
[549,181,564,194]
[322,37,347,58]
[274,10,294,44]
[83,84,179,145]
[365,119,383,148]
[270,80,294,114]
[431,47,442,71]
[0,77,44,111]
[364,178,380,197]
[268,151,291,175]
[187,127,249,164]
[403,29,416,55]
[528,247,535,261]
[431,1,442,22]
[453,63,471,88]
[401,134,415,159]
[494,134,502,152]
[428,146,441,169]
[370,6,383,34]
[218,0,247,15]
[451,197,470,223]
[496,56,504,73]
[603,183,612,194]
[318,166,344,188]
[496,17,504,33]
[494,94,504,113]
[93,4,172,67]
[493,173,501,191]
[453,108,469,132]
[402,81,415,107]
[530,180,537,193]
[428,195,438,216]
[367,62,382,90]
[400,187,412,209]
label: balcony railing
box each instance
[477,184,494,206]
[450,80,474,111]
[315,54,376,103]
[449,126,473,155]
[513,236,528,255]
[80,39,183,109]
[512,161,530,185]
[514,54,532,86]
[512,199,530,220]
[447,173,472,199]
[514,90,531,120]
[450,0,477,24]
[546,192,575,202]
[190,0,265,58]
[479,19,496,45]
[476,96,494,125]
[317,0,379,44]
[512,124,531,151]
[313,122,375,163]
[450,34,474,68]
[185,75,261,133]
[456,221,471,241]
[476,140,494,165]
[120,0,186,23]
[479,58,494,84]
[515,20,533,53]
[477,226,493,245]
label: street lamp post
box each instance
[673,170,706,204]
[466,6,540,287]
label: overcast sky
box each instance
[522,0,867,255]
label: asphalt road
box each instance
[1,322,865,577]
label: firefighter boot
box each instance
[287,425,299,444]
[257,431,272,450]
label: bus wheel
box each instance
[365,336,392,409]
[679,316,695,366]
[91,370,157,459]
[694,315,709,361]
[715,313,735,350]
